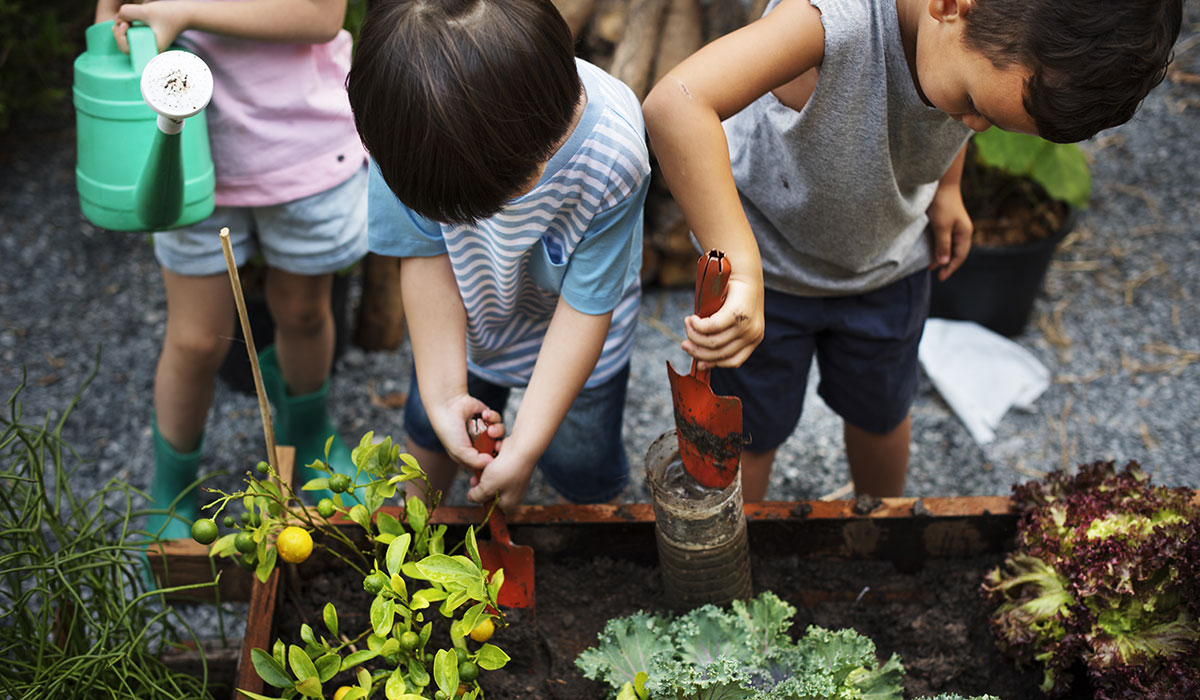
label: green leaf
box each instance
[972,128,1091,208]
[323,603,339,638]
[301,476,330,492]
[255,544,277,584]
[314,652,341,683]
[406,495,428,532]
[288,643,320,680]
[250,647,292,688]
[339,689,367,700]
[575,611,673,688]
[385,667,409,699]
[441,588,471,616]
[357,666,372,692]
[401,561,424,579]
[475,643,510,670]
[371,595,396,636]
[367,633,387,653]
[415,554,481,585]
[300,623,317,648]
[349,504,371,530]
[390,573,408,600]
[236,691,280,700]
[210,532,238,558]
[378,512,404,537]
[433,648,459,695]
[341,649,379,671]
[616,682,639,700]
[387,533,412,575]
[459,602,487,641]
[407,654,431,687]
[380,637,400,659]
[465,526,482,568]
[294,675,323,698]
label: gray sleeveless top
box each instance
[724,0,972,296]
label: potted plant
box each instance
[192,433,510,700]
[929,129,1092,337]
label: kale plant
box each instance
[982,460,1200,699]
[576,591,998,700]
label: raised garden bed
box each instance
[225,497,1060,700]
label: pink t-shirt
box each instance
[178,27,366,207]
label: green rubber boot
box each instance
[147,418,202,541]
[258,346,355,502]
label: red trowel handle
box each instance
[467,413,511,546]
[691,249,731,383]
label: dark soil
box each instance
[270,520,1069,700]
[961,158,1070,249]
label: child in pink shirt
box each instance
[95,0,367,539]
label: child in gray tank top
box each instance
[643,0,1181,500]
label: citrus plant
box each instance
[196,432,510,700]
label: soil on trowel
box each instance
[274,534,1061,700]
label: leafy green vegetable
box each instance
[983,460,1200,699]
[576,592,997,700]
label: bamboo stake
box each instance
[219,228,280,473]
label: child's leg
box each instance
[813,269,929,500]
[739,448,777,502]
[538,364,631,504]
[709,288,818,502]
[844,413,910,498]
[150,268,235,538]
[154,269,236,451]
[263,269,335,393]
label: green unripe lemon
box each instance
[399,630,420,651]
[255,460,270,474]
[317,498,335,518]
[191,518,218,545]
[363,571,387,594]
[458,661,478,683]
[329,473,351,493]
[234,531,256,554]
[223,515,236,528]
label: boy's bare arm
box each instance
[927,144,973,281]
[466,299,611,512]
[401,255,497,472]
[109,0,347,52]
[642,0,825,369]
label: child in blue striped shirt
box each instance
[348,0,651,512]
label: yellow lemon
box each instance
[275,526,313,564]
[469,618,494,643]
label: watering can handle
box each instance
[128,24,159,75]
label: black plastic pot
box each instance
[929,207,1076,337]
[218,272,353,395]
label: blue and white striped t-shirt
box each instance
[368,59,651,388]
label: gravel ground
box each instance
[1,13,1198,643]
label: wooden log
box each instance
[608,0,670,100]
[354,252,406,351]
[650,0,703,88]
[552,0,597,39]
[703,0,747,43]
[591,0,628,45]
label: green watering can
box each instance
[74,21,215,232]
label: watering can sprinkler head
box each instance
[140,50,213,135]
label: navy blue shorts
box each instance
[710,269,930,451]
[404,363,631,503]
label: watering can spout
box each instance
[134,49,213,230]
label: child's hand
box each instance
[927,186,974,281]
[466,447,533,514]
[682,273,764,370]
[428,397,504,471]
[113,1,189,53]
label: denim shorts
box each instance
[404,363,631,504]
[710,269,930,450]
[153,165,368,276]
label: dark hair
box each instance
[347,0,581,224]
[963,0,1182,143]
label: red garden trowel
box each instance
[467,414,535,612]
[667,250,744,489]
